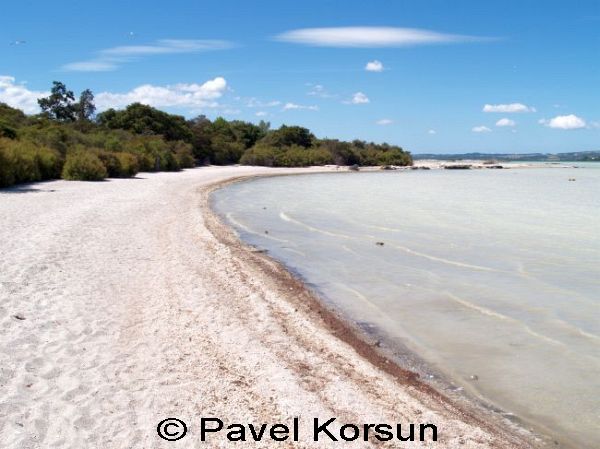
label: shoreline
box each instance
[201,170,549,448]
[0,166,550,448]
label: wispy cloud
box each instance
[62,39,233,72]
[365,60,384,72]
[428,129,437,135]
[282,102,319,111]
[61,61,118,72]
[376,118,393,125]
[305,83,338,99]
[244,97,281,108]
[539,114,587,130]
[483,103,536,113]
[472,125,492,133]
[275,27,493,48]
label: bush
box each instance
[0,138,63,187]
[35,146,63,179]
[62,151,107,181]
[306,148,334,166]
[0,141,17,187]
[171,141,195,168]
[376,148,412,166]
[114,152,139,177]
[211,139,245,165]
[0,122,17,139]
[94,150,121,177]
[239,145,279,166]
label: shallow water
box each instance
[213,166,600,447]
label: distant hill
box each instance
[413,151,600,162]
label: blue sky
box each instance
[1,0,598,154]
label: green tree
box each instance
[229,120,267,149]
[260,125,314,148]
[76,89,96,121]
[188,115,212,163]
[97,103,192,141]
[37,81,76,121]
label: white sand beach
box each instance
[0,166,540,448]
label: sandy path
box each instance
[0,167,537,449]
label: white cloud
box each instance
[245,98,281,108]
[282,102,319,111]
[348,92,369,104]
[365,60,384,72]
[0,75,230,115]
[94,77,228,110]
[101,39,231,57]
[472,125,492,133]
[496,118,516,127]
[306,83,336,98]
[62,39,233,72]
[222,108,241,115]
[376,119,393,125]
[539,114,586,130]
[428,129,437,135]
[61,61,118,72]
[483,103,536,113]
[276,27,490,47]
[0,76,48,114]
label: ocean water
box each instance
[212,166,600,447]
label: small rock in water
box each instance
[264,230,269,234]
[375,242,385,246]
[13,314,26,321]
[469,374,479,381]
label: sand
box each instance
[0,166,541,448]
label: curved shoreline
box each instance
[0,166,554,448]
[201,170,547,449]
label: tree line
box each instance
[0,81,412,187]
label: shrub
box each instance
[211,139,245,165]
[0,138,63,187]
[0,122,17,139]
[171,141,195,168]
[0,142,16,187]
[62,151,107,181]
[275,145,312,167]
[34,146,63,179]
[239,145,279,166]
[274,145,334,167]
[94,150,121,177]
[114,152,139,177]
[306,148,334,166]
[376,148,412,166]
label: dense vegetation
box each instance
[0,81,412,188]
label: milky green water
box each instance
[212,166,600,447]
